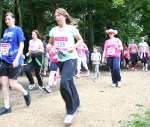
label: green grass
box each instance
[121,109,150,127]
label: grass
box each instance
[121,109,150,127]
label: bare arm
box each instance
[70,33,83,52]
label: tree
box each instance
[0,0,3,37]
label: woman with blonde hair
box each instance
[48,8,82,125]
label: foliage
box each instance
[121,109,150,127]
[0,0,150,49]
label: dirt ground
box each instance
[0,69,150,127]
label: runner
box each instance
[91,46,101,81]
[23,30,44,90]
[48,8,82,125]
[122,43,130,69]
[102,28,123,87]
[0,12,31,115]
[44,43,59,93]
[76,42,90,78]
[128,39,139,70]
[138,37,149,71]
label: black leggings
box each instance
[23,62,43,86]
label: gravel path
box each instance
[0,70,150,127]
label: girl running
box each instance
[48,8,82,125]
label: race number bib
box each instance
[1,43,10,56]
[107,47,116,56]
[54,37,68,51]
[141,47,146,52]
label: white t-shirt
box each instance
[29,39,43,52]
[139,42,149,53]
[49,25,79,62]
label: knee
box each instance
[60,78,67,86]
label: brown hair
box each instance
[55,8,79,26]
[5,12,15,18]
[32,30,41,39]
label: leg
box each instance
[34,64,43,87]
[112,57,121,85]
[9,79,31,106]
[81,56,89,72]
[59,59,80,114]
[107,57,116,85]
[95,64,100,78]
[23,64,34,84]
[76,57,82,77]
[1,76,10,108]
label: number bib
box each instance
[54,37,68,51]
[107,47,116,56]
[1,43,10,56]
[141,47,146,52]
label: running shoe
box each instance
[24,92,31,106]
[64,108,78,125]
[43,86,52,93]
[0,107,12,116]
[112,83,116,87]
[28,84,36,90]
[64,114,75,125]
[117,81,122,87]
[38,86,45,90]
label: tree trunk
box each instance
[88,13,94,50]
[0,0,3,38]
[15,0,22,27]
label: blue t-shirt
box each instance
[1,26,25,64]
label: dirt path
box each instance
[0,70,150,127]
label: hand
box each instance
[101,57,105,63]
[12,59,19,68]
[68,45,76,53]
[26,52,30,56]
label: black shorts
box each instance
[0,60,22,79]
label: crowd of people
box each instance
[0,8,150,126]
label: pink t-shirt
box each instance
[104,38,121,57]
[123,47,130,58]
[76,43,88,57]
[129,43,138,54]
[48,47,58,63]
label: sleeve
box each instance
[72,26,80,37]
[99,52,101,60]
[49,28,54,38]
[39,39,44,48]
[91,53,94,61]
[28,40,32,51]
[17,27,25,44]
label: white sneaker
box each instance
[64,114,75,125]
[28,84,36,90]
[118,81,122,87]
[38,86,45,90]
[112,83,116,87]
[75,74,80,78]
[44,86,52,93]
